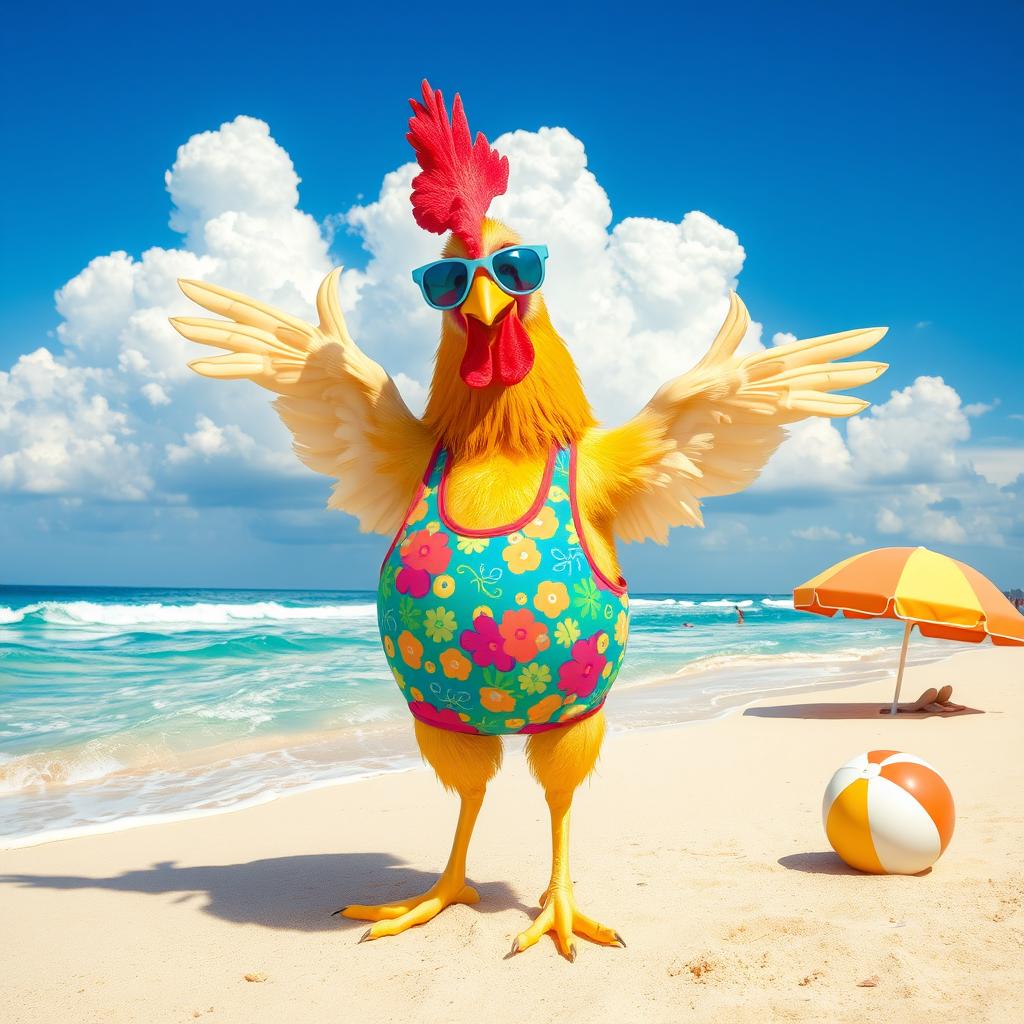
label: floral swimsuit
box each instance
[377,445,629,736]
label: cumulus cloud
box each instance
[3,113,761,514]
[1,111,1017,567]
[2,115,332,508]
[758,376,1018,549]
[339,125,760,416]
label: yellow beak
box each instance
[459,273,514,326]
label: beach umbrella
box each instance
[793,546,1024,714]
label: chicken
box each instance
[171,80,887,960]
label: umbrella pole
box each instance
[889,620,914,715]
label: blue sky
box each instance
[1,1,1021,592]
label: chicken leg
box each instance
[512,710,625,960]
[337,721,502,939]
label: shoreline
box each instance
[1,639,963,851]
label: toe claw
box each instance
[614,931,627,948]
[330,907,346,917]
[509,938,520,956]
[568,943,577,963]
[358,928,372,943]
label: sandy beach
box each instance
[3,646,1021,1024]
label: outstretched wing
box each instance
[597,293,888,544]
[171,269,435,535]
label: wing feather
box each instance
[172,269,434,535]
[599,293,887,544]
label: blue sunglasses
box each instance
[411,244,549,311]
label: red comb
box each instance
[407,79,509,257]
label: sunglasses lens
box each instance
[421,261,468,308]
[491,247,544,294]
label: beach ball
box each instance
[822,750,955,874]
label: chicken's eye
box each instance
[492,247,544,295]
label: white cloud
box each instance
[339,125,760,417]
[1,112,1018,564]
[963,400,995,418]
[141,382,170,407]
[846,376,970,482]
[965,446,1024,487]
[1,112,761,511]
[791,526,865,545]
[758,375,1019,549]
[2,115,333,504]
[0,348,151,501]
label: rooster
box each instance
[171,81,887,960]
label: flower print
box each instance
[515,592,528,606]
[502,535,541,575]
[518,662,551,695]
[536,632,550,651]
[504,717,525,729]
[554,617,581,648]
[603,603,614,620]
[398,630,423,670]
[410,687,424,702]
[383,635,396,659]
[456,536,490,555]
[559,704,588,722]
[572,578,601,619]
[558,632,608,699]
[460,614,515,672]
[527,694,563,724]
[399,596,422,630]
[380,564,396,601]
[524,505,558,540]
[596,631,609,654]
[409,700,480,734]
[548,484,568,503]
[439,648,472,681]
[480,684,516,713]
[432,574,455,598]
[400,528,452,576]
[533,580,570,619]
[407,496,428,525]
[498,608,547,663]
[615,609,629,645]
[425,660,436,674]
[472,604,493,620]
[396,566,430,598]
[602,662,612,679]
[391,667,406,689]
[565,519,580,545]
[424,606,457,643]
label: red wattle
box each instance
[459,307,534,388]
[460,316,495,387]
[495,307,534,385]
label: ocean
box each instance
[0,585,950,848]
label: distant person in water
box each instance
[682,622,695,629]
[735,605,745,625]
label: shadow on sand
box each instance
[744,703,983,721]
[778,850,933,877]
[0,852,529,933]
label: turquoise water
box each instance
[0,585,947,846]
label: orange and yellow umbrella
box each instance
[794,546,1024,713]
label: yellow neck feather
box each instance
[423,293,595,459]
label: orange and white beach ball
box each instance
[822,750,955,874]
